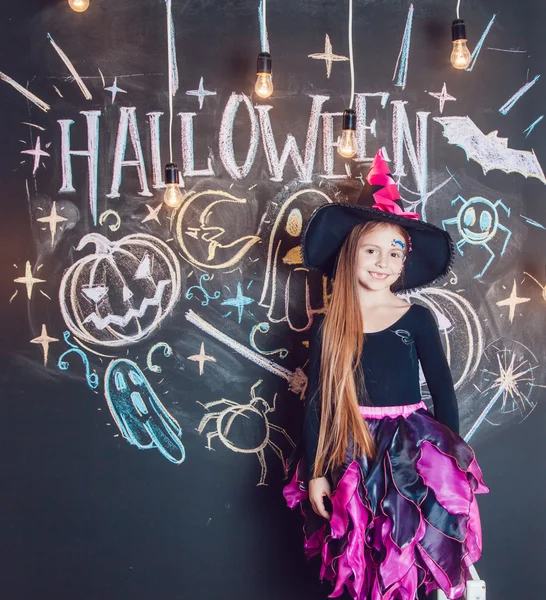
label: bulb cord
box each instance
[456,0,461,19]
[167,0,174,164]
[262,0,267,52]
[348,0,355,109]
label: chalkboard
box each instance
[1,1,545,599]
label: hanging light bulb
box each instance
[451,19,471,69]
[337,109,357,159]
[255,52,273,99]
[163,163,184,208]
[68,0,90,12]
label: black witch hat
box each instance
[302,150,454,291]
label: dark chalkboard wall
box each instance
[1,0,545,598]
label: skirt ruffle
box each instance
[283,407,489,600]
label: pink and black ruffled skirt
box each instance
[283,402,489,600]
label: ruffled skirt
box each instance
[283,402,489,600]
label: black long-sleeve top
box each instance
[303,303,460,481]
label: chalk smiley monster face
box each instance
[461,204,496,242]
[59,233,181,347]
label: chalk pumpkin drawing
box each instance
[104,359,185,464]
[59,233,181,347]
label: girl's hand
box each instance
[308,477,332,520]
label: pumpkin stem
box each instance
[76,233,114,254]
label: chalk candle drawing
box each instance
[185,309,308,396]
[57,331,99,389]
[434,116,546,184]
[21,136,50,174]
[59,233,181,347]
[196,380,295,486]
[104,77,127,103]
[400,289,485,393]
[259,189,333,331]
[495,280,530,323]
[104,359,185,464]
[250,322,289,359]
[308,34,349,79]
[175,189,261,270]
[465,339,539,442]
[442,196,512,279]
[185,273,220,306]
[146,342,173,374]
[37,201,68,247]
[30,324,59,366]
[188,342,216,375]
[427,83,456,114]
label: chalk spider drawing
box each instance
[442,196,511,279]
[196,380,295,485]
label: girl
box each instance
[284,151,488,600]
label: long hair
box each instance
[312,221,411,478]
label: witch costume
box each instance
[283,151,489,600]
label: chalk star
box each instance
[14,261,46,299]
[21,136,50,174]
[141,203,162,224]
[188,342,216,375]
[221,282,254,323]
[104,77,127,103]
[37,201,68,247]
[308,34,349,79]
[496,280,530,323]
[30,324,59,366]
[186,77,217,110]
[428,83,456,114]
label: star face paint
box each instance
[391,238,406,251]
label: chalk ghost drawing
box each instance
[258,189,333,331]
[59,233,181,347]
[104,359,185,464]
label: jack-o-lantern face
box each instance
[59,233,181,347]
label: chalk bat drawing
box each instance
[259,189,333,331]
[185,273,221,307]
[495,280,530,323]
[188,342,216,375]
[196,380,295,486]
[175,189,261,270]
[30,324,59,366]
[434,116,546,184]
[185,309,308,397]
[57,331,99,389]
[104,359,185,464]
[308,34,349,79]
[146,342,173,374]
[36,201,68,247]
[250,322,289,359]
[465,339,539,442]
[59,233,181,347]
[400,289,484,393]
[442,196,512,279]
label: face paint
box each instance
[391,239,406,251]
